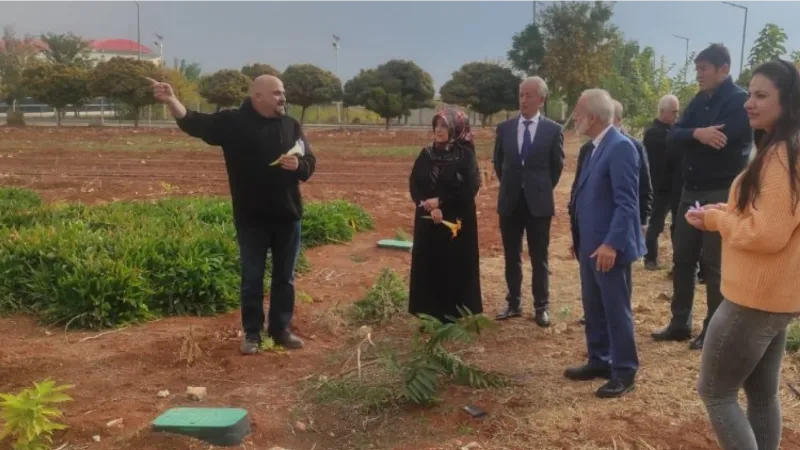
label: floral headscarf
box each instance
[432,106,474,151]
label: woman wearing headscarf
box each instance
[408,106,483,323]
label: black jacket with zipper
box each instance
[176,98,316,226]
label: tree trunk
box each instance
[134,106,141,128]
[480,114,487,128]
[384,117,390,130]
[300,106,307,124]
[56,107,62,127]
[215,105,221,113]
[404,115,408,125]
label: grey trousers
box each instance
[698,299,798,450]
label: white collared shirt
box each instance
[590,124,614,160]
[517,113,541,155]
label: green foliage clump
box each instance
[313,309,505,411]
[0,379,73,450]
[302,200,374,247]
[786,320,800,353]
[350,268,407,325]
[0,188,372,329]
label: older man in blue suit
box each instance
[567,88,646,399]
[492,76,565,327]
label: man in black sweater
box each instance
[149,75,316,354]
[651,44,753,350]
[643,95,681,270]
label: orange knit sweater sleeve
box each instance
[704,146,800,253]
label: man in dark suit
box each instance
[568,88,645,399]
[643,95,681,270]
[493,76,565,327]
[569,98,651,325]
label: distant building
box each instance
[0,37,161,66]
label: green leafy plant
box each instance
[398,309,504,405]
[350,268,407,325]
[0,188,372,329]
[314,309,505,410]
[0,379,73,450]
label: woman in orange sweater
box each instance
[686,59,800,450]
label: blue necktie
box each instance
[522,120,533,162]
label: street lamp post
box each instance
[673,34,690,82]
[332,34,341,124]
[131,0,142,59]
[721,2,748,75]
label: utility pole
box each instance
[721,1,748,75]
[134,1,141,60]
[332,34,341,124]
[673,34,690,82]
[154,33,164,66]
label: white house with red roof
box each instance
[0,37,161,66]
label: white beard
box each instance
[574,118,589,137]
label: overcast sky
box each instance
[2,1,799,90]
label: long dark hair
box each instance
[736,59,800,212]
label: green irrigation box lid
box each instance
[151,407,250,447]
[377,239,413,251]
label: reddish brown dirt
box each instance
[0,126,798,450]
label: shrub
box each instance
[0,379,73,450]
[0,188,372,329]
[350,268,407,325]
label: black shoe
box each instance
[534,310,551,328]
[689,331,706,350]
[578,315,586,325]
[644,260,660,271]
[240,338,260,355]
[596,376,636,399]
[651,325,691,342]
[564,364,612,381]
[496,306,522,321]
[271,330,304,350]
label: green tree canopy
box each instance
[538,1,618,107]
[281,63,341,123]
[39,32,91,67]
[197,69,251,111]
[173,58,202,82]
[0,26,39,108]
[738,23,789,87]
[343,60,434,129]
[22,63,91,126]
[507,23,546,76]
[88,57,163,127]
[440,62,520,127]
[241,63,280,80]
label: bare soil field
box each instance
[0,125,798,450]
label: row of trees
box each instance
[3,2,800,129]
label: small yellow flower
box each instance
[422,216,462,239]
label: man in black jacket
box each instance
[643,95,681,270]
[651,44,753,350]
[149,75,316,354]
[569,98,652,324]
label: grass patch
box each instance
[0,188,372,329]
[350,268,407,325]
[787,320,800,352]
[394,228,411,242]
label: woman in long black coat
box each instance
[408,106,482,323]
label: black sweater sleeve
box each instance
[295,123,316,182]
[409,150,428,206]
[175,110,232,147]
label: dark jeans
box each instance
[645,189,680,263]
[500,196,551,311]
[698,299,797,450]
[236,220,302,341]
[670,188,728,332]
